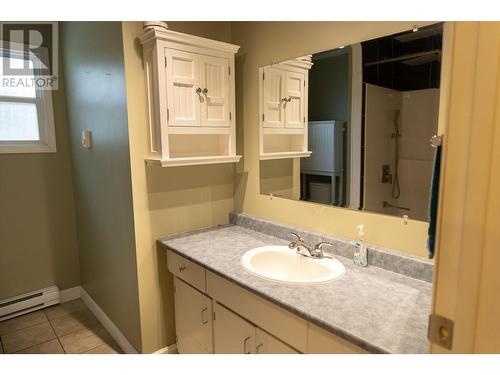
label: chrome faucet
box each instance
[288,232,333,259]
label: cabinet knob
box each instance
[195,87,202,94]
[179,266,186,272]
[202,88,208,94]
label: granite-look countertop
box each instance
[158,225,432,354]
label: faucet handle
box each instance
[290,232,304,243]
[314,241,332,251]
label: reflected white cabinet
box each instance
[139,25,241,167]
[174,277,213,354]
[260,56,313,160]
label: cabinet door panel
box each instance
[174,277,213,353]
[200,56,230,127]
[214,302,256,354]
[285,71,305,129]
[256,328,299,354]
[165,49,201,127]
[262,67,285,128]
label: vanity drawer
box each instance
[308,323,367,354]
[167,250,206,292]
[206,270,308,353]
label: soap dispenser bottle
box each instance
[353,225,368,267]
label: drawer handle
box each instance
[243,336,251,354]
[256,343,263,354]
[179,266,186,272]
[201,308,209,325]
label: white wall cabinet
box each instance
[260,56,313,160]
[139,25,241,167]
[173,277,213,354]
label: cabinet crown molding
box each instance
[139,28,240,54]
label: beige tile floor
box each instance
[0,299,121,354]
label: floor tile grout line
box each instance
[46,315,67,354]
[1,300,117,355]
[58,325,113,354]
[8,316,58,354]
[0,299,87,336]
[0,314,49,337]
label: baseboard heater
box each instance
[0,286,60,322]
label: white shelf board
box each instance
[263,128,305,135]
[168,127,232,135]
[146,155,242,167]
[260,151,312,160]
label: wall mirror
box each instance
[259,23,444,222]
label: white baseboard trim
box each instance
[80,287,138,354]
[152,344,178,354]
[60,286,81,303]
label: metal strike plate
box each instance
[428,314,454,350]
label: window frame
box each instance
[0,45,56,154]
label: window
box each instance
[0,49,56,153]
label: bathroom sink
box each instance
[241,246,345,284]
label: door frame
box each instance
[430,21,500,353]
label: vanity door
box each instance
[213,302,256,354]
[255,328,299,354]
[174,277,213,353]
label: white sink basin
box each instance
[241,245,345,284]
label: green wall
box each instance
[61,22,141,351]
[0,28,81,300]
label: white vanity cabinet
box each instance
[139,26,241,167]
[166,249,366,354]
[260,56,313,160]
[173,277,213,353]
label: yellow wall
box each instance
[0,30,80,300]
[121,21,235,353]
[231,21,439,257]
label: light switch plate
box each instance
[81,131,92,149]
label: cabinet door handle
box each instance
[179,266,186,272]
[201,308,209,325]
[195,87,202,94]
[202,88,208,94]
[256,343,263,354]
[243,336,251,354]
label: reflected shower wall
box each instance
[364,83,439,221]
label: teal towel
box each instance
[427,144,442,259]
